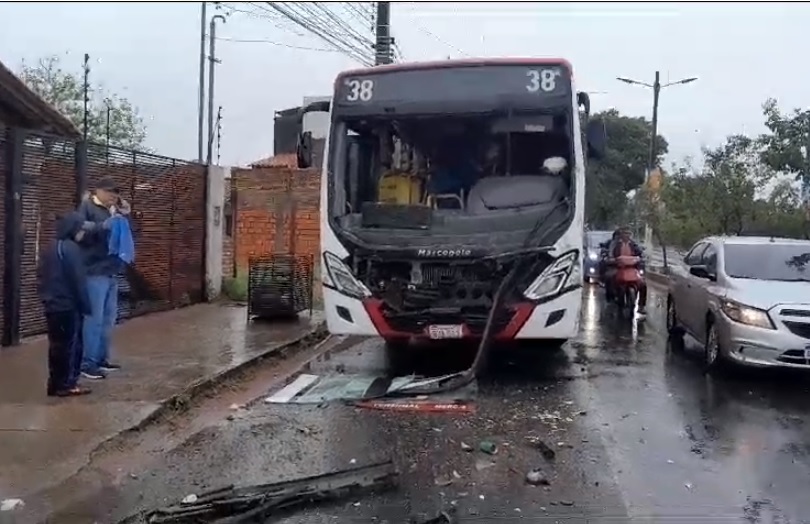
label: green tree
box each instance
[653,134,780,249]
[585,109,669,229]
[759,98,810,181]
[18,55,147,150]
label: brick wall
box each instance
[231,166,320,276]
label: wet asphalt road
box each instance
[54,285,810,523]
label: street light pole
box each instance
[616,72,697,249]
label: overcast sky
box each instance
[1,2,807,168]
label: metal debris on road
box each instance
[122,461,398,523]
[264,372,477,410]
[354,399,475,414]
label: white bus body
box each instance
[302,58,604,345]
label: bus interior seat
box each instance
[428,191,465,210]
[466,175,567,215]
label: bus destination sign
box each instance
[334,64,572,112]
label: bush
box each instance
[222,274,248,302]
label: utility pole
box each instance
[206,14,226,166]
[215,105,223,166]
[647,71,661,179]
[617,71,697,251]
[801,119,810,221]
[374,2,392,65]
[82,53,90,141]
[197,2,207,163]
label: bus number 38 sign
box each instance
[345,78,374,102]
[526,68,562,93]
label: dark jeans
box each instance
[46,310,82,394]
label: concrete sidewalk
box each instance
[0,303,324,502]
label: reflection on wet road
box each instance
[58,285,810,523]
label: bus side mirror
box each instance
[586,120,606,160]
[297,131,313,169]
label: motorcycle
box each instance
[609,255,644,318]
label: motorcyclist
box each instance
[605,227,648,314]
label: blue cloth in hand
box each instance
[108,215,135,265]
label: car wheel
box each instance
[666,296,685,350]
[704,321,727,374]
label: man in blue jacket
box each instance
[77,177,130,379]
[38,213,93,396]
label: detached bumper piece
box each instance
[248,253,314,321]
[128,460,398,524]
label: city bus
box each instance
[297,58,606,352]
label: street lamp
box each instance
[616,71,697,248]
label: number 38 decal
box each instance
[526,68,561,93]
[345,78,374,102]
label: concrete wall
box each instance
[206,165,228,298]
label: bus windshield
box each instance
[330,110,574,220]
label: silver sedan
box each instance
[665,236,810,372]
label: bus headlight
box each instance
[323,252,371,299]
[523,251,578,301]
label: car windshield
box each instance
[586,231,613,248]
[724,243,810,281]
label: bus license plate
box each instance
[427,325,464,340]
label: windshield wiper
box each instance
[770,277,810,282]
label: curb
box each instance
[95,320,329,449]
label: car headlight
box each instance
[323,252,371,299]
[523,251,578,301]
[588,251,598,261]
[720,299,774,330]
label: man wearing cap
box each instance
[76,176,131,379]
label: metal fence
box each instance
[247,254,314,320]
[1,126,207,345]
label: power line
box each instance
[415,25,472,58]
[265,2,374,66]
[215,35,340,53]
[223,1,377,66]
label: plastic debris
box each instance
[479,440,497,455]
[0,499,24,512]
[461,442,473,452]
[475,459,496,471]
[525,468,550,486]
